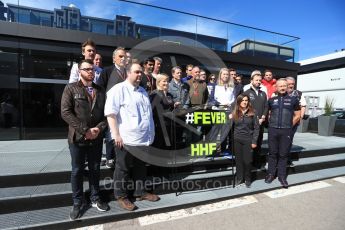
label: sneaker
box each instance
[245,181,251,188]
[92,200,109,212]
[100,156,107,166]
[106,159,115,169]
[223,155,234,160]
[288,161,295,168]
[136,193,160,202]
[260,163,267,171]
[69,204,81,220]
[222,152,234,160]
[117,197,136,211]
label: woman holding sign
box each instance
[229,94,260,188]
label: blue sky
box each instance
[4,0,345,61]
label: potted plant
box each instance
[318,97,337,136]
[297,113,310,133]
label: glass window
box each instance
[139,26,159,39]
[0,52,19,140]
[21,82,67,139]
[40,13,52,27]
[22,50,70,80]
[18,9,30,24]
[29,11,40,25]
[90,19,110,35]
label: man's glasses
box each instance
[80,68,94,72]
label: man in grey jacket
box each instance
[168,66,190,108]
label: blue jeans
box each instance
[69,142,102,205]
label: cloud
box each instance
[81,1,117,19]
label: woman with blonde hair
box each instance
[229,94,260,187]
[151,73,175,111]
[207,68,235,157]
[150,73,175,149]
[214,68,235,110]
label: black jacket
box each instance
[232,110,260,144]
[268,93,300,129]
[149,90,174,148]
[243,86,268,118]
[140,72,156,93]
[150,90,174,112]
[233,83,244,99]
[61,81,107,145]
[99,65,126,92]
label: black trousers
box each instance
[267,127,292,179]
[234,138,253,182]
[287,124,299,161]
[113,146,147,198]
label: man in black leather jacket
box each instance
[61,59,109,220]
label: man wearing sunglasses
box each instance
[61,59,109,220]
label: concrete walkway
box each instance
[0,133,345,176]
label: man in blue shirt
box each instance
[265,78,301,188]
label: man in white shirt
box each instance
[69,39,102,84]
[105,63,160,211]
[243,71,268,96]
[286,76,307,167]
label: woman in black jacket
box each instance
[150,74,175,149]
[230,94,260,188]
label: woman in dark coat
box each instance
[230,94,260,188]
[150,74,176,149]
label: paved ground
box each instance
[1,132,345,176]
[1,132,345,229]
[74,176,345,230]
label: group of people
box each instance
[231,70,305,189]
[61,39,306,220]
